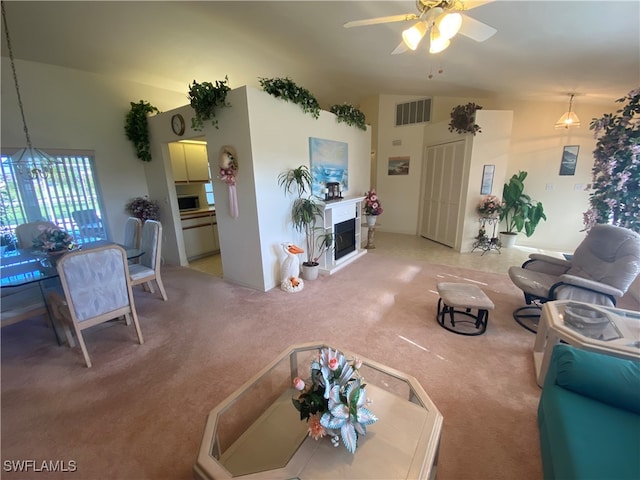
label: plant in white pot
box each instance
[499,171,546,247]
[278,165,333,280]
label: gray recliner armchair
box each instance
[508,224,640,332]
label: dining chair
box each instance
[128,219,168,301]
[15,221,58,248]
[123,217,142,250]
[1,284,49,328]
[47,244,144,368]
[71,209,104,239]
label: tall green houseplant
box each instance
[500,171,547,237]
[278,165,332,273]
[585,89,640,233]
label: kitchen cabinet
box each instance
[169,143,210,183]
[181,210,219,260]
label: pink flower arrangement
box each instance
[477,194,501,217]
[363,190,383,216]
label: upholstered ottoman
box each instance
[436,282,495,336]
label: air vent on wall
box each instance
[395,98,432,127]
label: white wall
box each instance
[150,86,372,291]
[364,92,621,254]
[1,58,186,244]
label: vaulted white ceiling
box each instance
[2,1,638,108]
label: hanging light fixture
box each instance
[402,20,428,50]
[1,1,58,179]
[555,94,581,129]
[435,12,462,40]
[429,24,450,54]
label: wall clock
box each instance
[171,114,185,136]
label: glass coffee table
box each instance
[533,300,640,387]
[194,342,443,479]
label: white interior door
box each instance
[420,140,465,247]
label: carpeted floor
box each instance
[2,252,550,479]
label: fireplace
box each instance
[334,218,356,261]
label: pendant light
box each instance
[555,94,581,130]
[1,1,58,179]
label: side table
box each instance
[471,217,501,255]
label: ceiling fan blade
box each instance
[458,14,497,42]
[344,13,419,28]
[455,0,495,11]
[391,41,408,55]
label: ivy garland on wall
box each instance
[330,103,367,131]
[448,102,483,135]
[259,77,321,119]
[124,100,160,162]
[188,76,231,131]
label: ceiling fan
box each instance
[344,0,497,55]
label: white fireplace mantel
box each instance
[319,196,366,275]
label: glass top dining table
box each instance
[1,241,143,288]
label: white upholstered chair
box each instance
[15,221,58,248]
[47,244,144,367]
[1,284,49,328]
[128,219,168,301]
[123,217,142,250]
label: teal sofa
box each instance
[538,344,640,479]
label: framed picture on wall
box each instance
[559,145,579,176]
[309,137,348,196]
[480,164,495,194]
[388,156,410,175]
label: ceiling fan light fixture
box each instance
[436,12,462,40]
[402,21,428,50]
[555,94,581,129]
[429,26,450,54]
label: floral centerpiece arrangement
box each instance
[363,190,383,216]
[477,194,501,218]
[33,227,75,253]
[125,196,159,222]
[292,347,378,454]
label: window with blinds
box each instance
[395,98,432,126]
[0,152,107,245]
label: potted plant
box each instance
[363,190,383,226]
[278,165,333,280]
[124,100,160,162]
[499,171,546,247]
[188,76,231,131]
[584,88,640,233]
[448,102,482,135]
[125,196,160,222]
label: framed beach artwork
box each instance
[309,137,348,196]
[559,145,579,176]
[388,156,410,175]
[480,164,495,194]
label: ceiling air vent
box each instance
[395,98,432,127]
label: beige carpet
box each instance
[2,252,560,479]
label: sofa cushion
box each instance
[554,345,640,415]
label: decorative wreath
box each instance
[218,145,238,186]
[448,102,483,135]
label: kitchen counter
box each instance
[180,206,216,220]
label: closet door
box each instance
[420,140,465,247]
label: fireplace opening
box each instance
[335,218,356,261]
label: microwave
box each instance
[177,195,200,211]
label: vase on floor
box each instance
[366,215,377,227]
[499,232,517,248]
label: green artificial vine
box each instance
[124,100,160,162]
[188,76,231,131]
[259,77,321,119]
[448,102,483,135]
[330,103,367,131]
